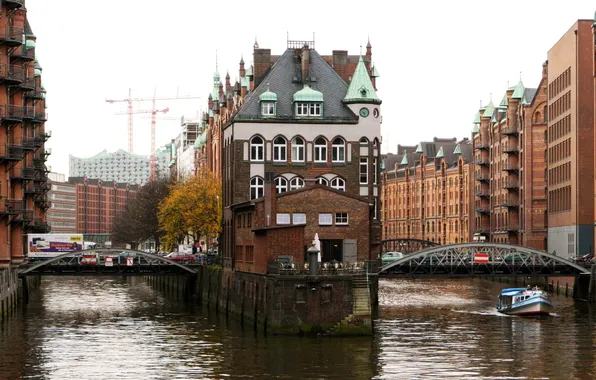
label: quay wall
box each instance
[0,268,18,319]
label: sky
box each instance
[26,0,596,177]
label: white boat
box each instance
[497,286,553,316]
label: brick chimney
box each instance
[253,47,271,88]
[301,44,310,84]
[263,172,276,226]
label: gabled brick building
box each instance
[218,39,383,272]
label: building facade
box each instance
[47,176,76,233]
[69,149,169,185]
[545,20,594,258]
[218,39,382,272]
[174,117,199,180]
[381,138,475,246]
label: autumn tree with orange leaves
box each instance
[158,168,222,251]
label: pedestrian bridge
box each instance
[379,243,589,277]
[18,248,198,276]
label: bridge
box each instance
[19,248,198,276]
[379,243,590,277]
[381,238,438,254]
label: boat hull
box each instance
[498,299,553,316]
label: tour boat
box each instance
[497,286,553,316]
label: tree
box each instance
[111,178,170,249]
[158,168,222,251]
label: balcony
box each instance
[0,64,24,84]
[32,109,47,123]
[19,76,35,91]
[502,125,518,135]
[503,144,519,154]
[27,219,50,233]
[0,144,24,162]
[475,227,491,234]
[475,157,490,166]
[33,132,51,147]
[475,205,490,214]
[504,225,520,232]
[476,172,490,182]
[0,104,24,122]
[476,189,490,198]
[474,142,490,151]
[10,166,35,181]
[505,199,519,208]
[25,89,45,100]
[10,45,35,61]
[504,181,519,190]
[11,209,34,224]
[504,162,519,172]
[0,26,24,46]
[3,0,24,9]
[0,199,24,215]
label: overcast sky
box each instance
[26,0,596,177]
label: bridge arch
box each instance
[381,238,438,254]
[379,243,589,276]
[19,248,198,276]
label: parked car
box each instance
[382,252,404,265]
[165,252,197,264]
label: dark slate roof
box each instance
[24,19,34,36]
[234,49,358,122]
[525,88,538,103]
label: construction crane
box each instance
[105,88,201,154]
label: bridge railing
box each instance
[267,260,379,276]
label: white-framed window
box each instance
[250,176,264,199]
[276,213,291,225]
[317,177,329,186]
[296,102,322,116]
[373,158,377,185]
[360,157,368,184]
[319,213,333,225]
[335,213,348,225]
[359,137,369,145]
[289,177,304,190]
[293,213,306,225]
[314,137,327,163]
[331,177,346,191]
[275,177,288,193]
[291,137,305,162]
[332,137,345,162]
[296,103,309,116]
[273,136,287,162]
[250,136,264,161]
[261,102,275,116]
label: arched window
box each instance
[275,177,288,193]
[330,177,345,191]
[289,177,304,190]
[317,177,329,186]
[250,177,264,199]
[273,136,287,162]
[332,137,345,162]
[314,137,327,163]
[250,136,264,161]
[291,137,305,162]
[359,137,369,145]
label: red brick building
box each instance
[214,38,382,272]
[381,138,475,245]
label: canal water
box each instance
[0,277,594,379]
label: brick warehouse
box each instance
[220,39,382,272]
[472,65,548,250]
[381,138,475,245]
[0,1,49,316]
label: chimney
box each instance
[264,172,276,226]
[253,47,271,88]
[301,44,310,84]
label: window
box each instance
[335,213,348,225]
[250,177,264,199]
[293,213,306,224]
[359,137,368,145]
[319,213,333,225]
[360,157,368,184]
[314,138,327,163]
[276,213,291,225]
[296,102,321,116]
[273,137,287,162]
[250,136,264,161]
[296,102,309,116]
[261,102,275,116]
[291,137,305,162]
[290,177,304,190]
[331,177,346,191]
[332,137,345,162]
[317,177,329,186]
[275,177,288,193]
[373,158,377,185]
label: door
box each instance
[320,239,343,262]
[343,239,357,263]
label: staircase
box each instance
[324,277,371,336]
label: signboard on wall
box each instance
[27,233,84,258]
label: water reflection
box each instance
[3,277,596,378]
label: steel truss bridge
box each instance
[379,243,590,277]
[18,248,198,276]
[381,238,438,254]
